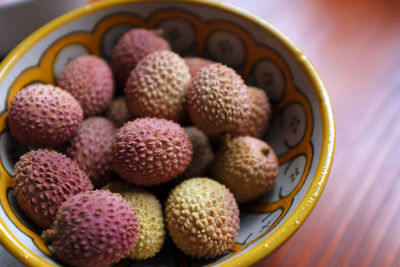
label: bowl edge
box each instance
[0,1,335,266]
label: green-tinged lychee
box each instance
[103,181,165,260]
[112,117,193,186]
[12,150,93,228]
[165,178,239,259]
[106,97,132,128]
[66,117,116,187]
[8,84,83,147]
[125,50,191,121]
[181,127,214,179]
[42,190,140,267]
[211,136,279,203]
[187,63,250,134]
[112,28,171,88]
[57,55,114,117]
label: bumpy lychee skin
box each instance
[125,50,191,121]
[66,117,116,187]
[12,150,93,228]
[187,63,250,134]
[112,118,193,186]
[112,28,171,88]
[211,136,279,203]
[184,57,213,78]
[232,86,271,138]
[182,127,214,179]
[42,190,140,267]
[57,55,114,117]
[8,84,83,147]
[165,178,239,259]
[106,97,132,128]
[103,181,165,260]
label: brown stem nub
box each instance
[41,228,56,242]
[261,146,270,155]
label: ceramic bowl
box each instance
[0,0,335,266]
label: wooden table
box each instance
[222,0,400,266]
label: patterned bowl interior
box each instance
[0,1,334,266]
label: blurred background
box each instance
[1,0,400,266]
[0,0,88,58]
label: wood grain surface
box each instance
[222,0,400,266]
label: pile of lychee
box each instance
[8,28,279,267]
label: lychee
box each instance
[184,57,213,78]
[12,150,93,228]
[181,127,214,179]
[232,86,271,138]
[42,190,140,267]
[57,55,114,117]
[103,181,165,260]
[66,117,116,187]
[165,178,239,259]
[8,84,83,148]
[187,63,250,134]
[106,97,132,128]
[112,28,171,88]
[125,50,191,121]
[112,117,193,186]
[211,136,279,203]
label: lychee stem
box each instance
[261,146,270,155]
[41,228,56,242]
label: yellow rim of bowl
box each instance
[0,0,335,266]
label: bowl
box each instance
[0,0,335,266]
[0,0,87,57]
